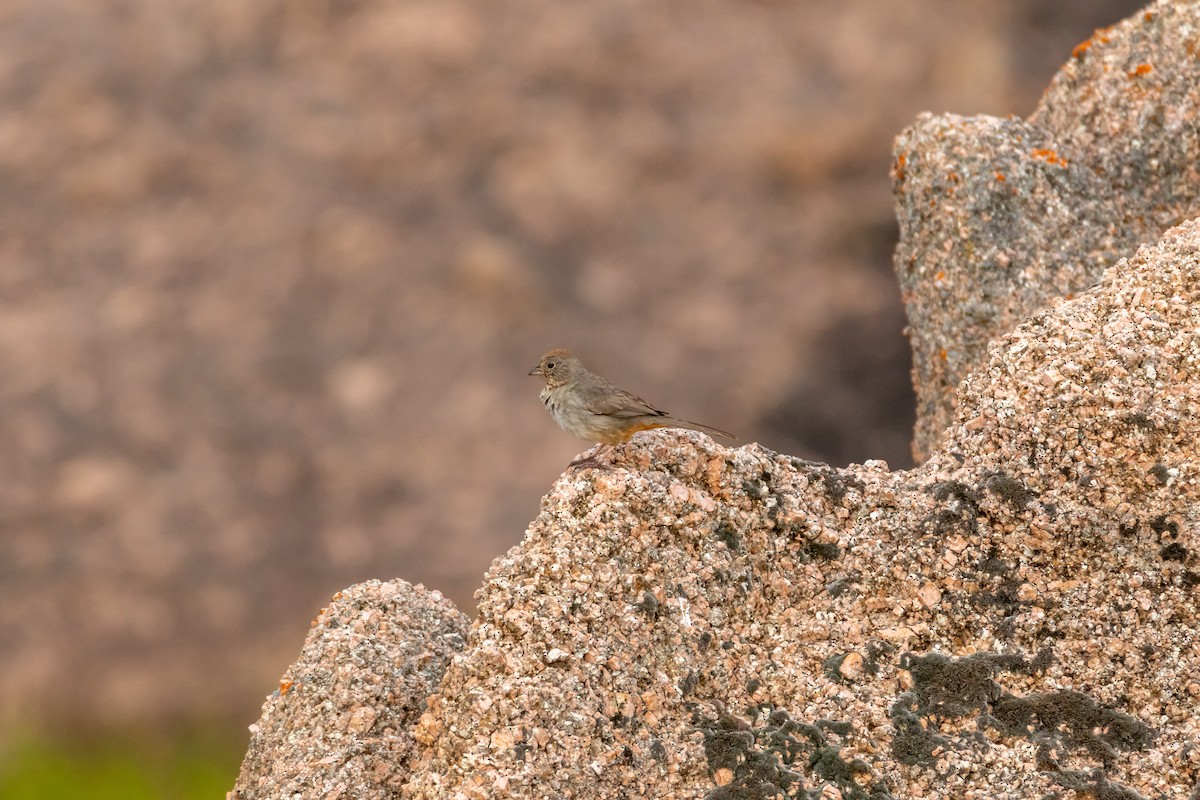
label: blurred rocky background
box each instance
[0,0,1143,793]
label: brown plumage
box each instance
[529,348,734,465]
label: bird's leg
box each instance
[568,443,614,471]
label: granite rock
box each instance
[230,580,468,799]
[894,0,1200,461]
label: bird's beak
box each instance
[528,365,543,376]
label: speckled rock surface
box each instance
[398,220,1200,798]
[229,580,468,799]
[894,0,1200,461]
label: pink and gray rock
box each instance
[232,2,1200,798]
[894,0,1200,460]
[230,580,468,799]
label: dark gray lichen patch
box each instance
[1161,542,1188,562]
[890,692,953,766]
[1043,760,1150,800]
[1149,514,1189,564]
[990,690,1154,767]
[892,650,1153,791]
[633,590,661,620]
[816,467,866,507]
[787,460,866,508]
[825,577,856,598]
[890,650,1042,764]
[696,702,893,799]
[899,651,1038,718]
[862,640,897,677]
[1149,515,1179,537]
[931,480,981,508]
[923,480,982,536]
[742,478,771,501]
[714,521,742,551]
[820,642,891,685]
[967,548,1033,626]
[822,653,855,684]
[798,540,841,562]
[983,471,1033,510]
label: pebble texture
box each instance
[231,3,1200,798]
[893,0,1200,461]
[229,580,468,799]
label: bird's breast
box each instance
[540,385,596,440]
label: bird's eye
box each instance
[546,361,556,369]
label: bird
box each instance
[529,348,735,467]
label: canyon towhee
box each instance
[529,348,734,466]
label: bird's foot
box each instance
[567,444,615,472]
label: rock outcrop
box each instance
[231,2,1200,798]
[230,581,468,798]
[894,0,1200,460]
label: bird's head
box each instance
[529,348,578,388]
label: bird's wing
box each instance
[583,378,667,419]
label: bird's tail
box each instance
[669,418,736,440]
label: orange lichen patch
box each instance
[938,348,948,362]
[1031,149,1068,168]
[1127,63,1153,78]
[994,171,1006,182]
[934,270,946,282]
[892,152,907,182]
[280,679,294,695]
[1072,27,1112,60]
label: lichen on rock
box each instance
[893,0,1200,461]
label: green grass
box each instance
[0,726,245,800]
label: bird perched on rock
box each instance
[529,348,734,467]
